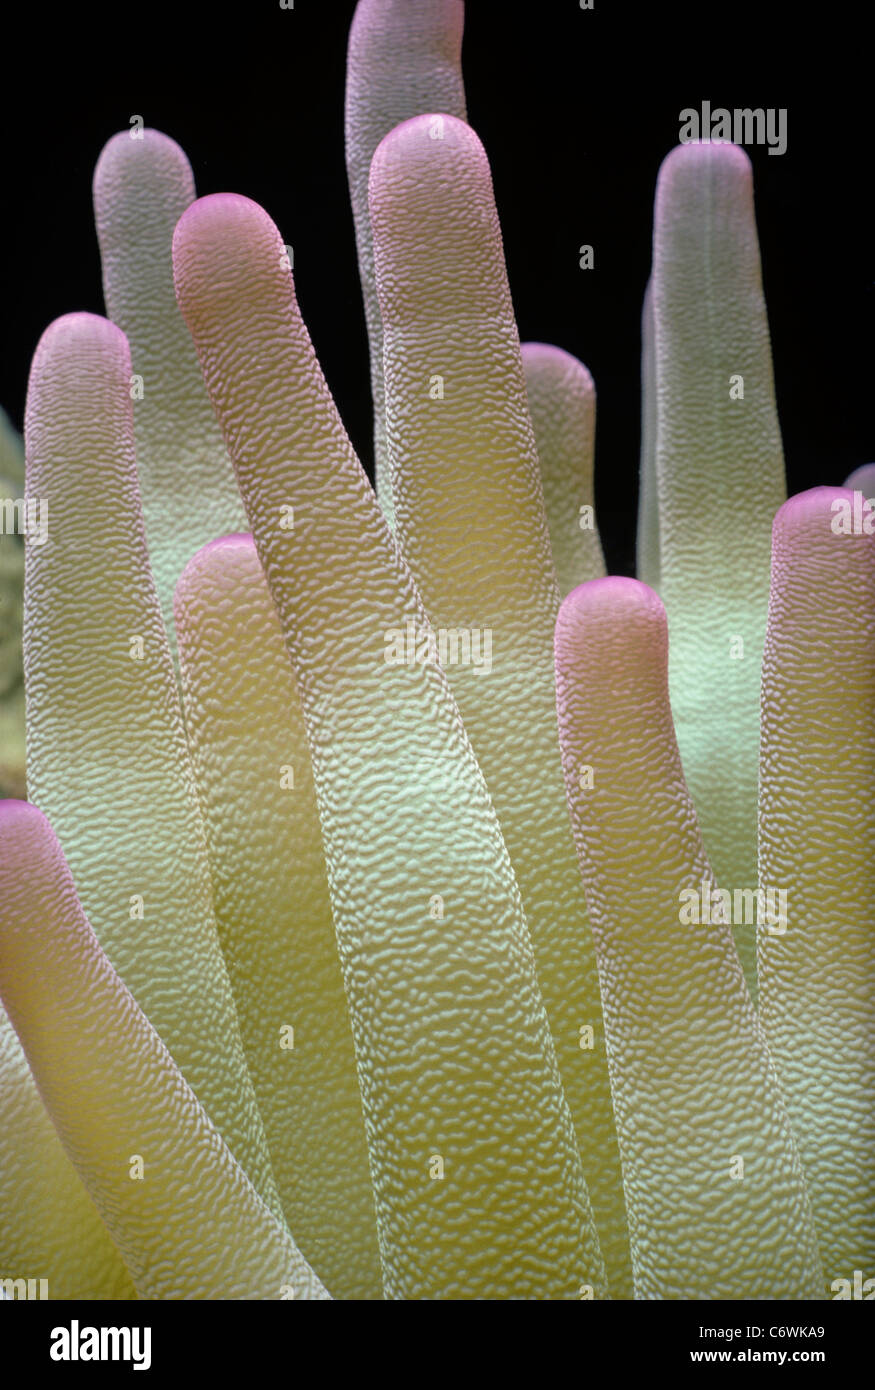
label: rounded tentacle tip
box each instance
[25,313,132,449]
[555,578,669,704]
[0,800,61,914]
[174,191,280,244]
[843,462,875,493]
[30,311,128,363]
[174,533,259,621]
[93,127,192,192]
[172,193,289,307]
[0,796,47,836]
[657,137,753,205]
[370,110,485,187]
[773,484,874,547]
[558,575,666,636]
[522,341,595,394]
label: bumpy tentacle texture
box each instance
[522,342,606,594]
[174,534,383,1300]
[0,801,328,1301]
[23,313,281,1221]
[757,488,875,1294]
[173,190,606,1300]
[369,114,629,1294]
[345,0,466,526]
[650,142,786,999]
[3,301,132,1310]
[554,577,823,1299]
[0,407,25,799]
[93,128,247,658]
[635,279,659,591]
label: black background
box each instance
[11,1296,869,1370]
[3,1,870,575]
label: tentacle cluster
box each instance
[0,0,870,1302]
